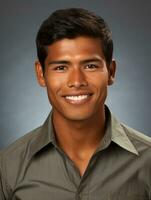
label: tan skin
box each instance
[35,36,116,176]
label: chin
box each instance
[62,110,96,122]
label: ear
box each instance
[35,61,46,87]
[108,59,116,86]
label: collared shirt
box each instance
[0,107,151,200]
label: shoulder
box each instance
[0,114,52,196]
[0,126,42,159]
[109,109,151,156]
[121,123,151,148]
[1,113,51,160]
[120,123,151,161]
[0,126,42,189]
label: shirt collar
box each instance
[29,112,56,158]
[30,106,139,158]
[100,106,139,156]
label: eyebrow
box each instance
[48,60,70,65]
[48,58,103,66]
[80,58,103,64]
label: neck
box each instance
[52,106,106,154]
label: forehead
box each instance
[45,36,105,61]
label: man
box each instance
[0,8,151,200]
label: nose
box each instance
[67,68,88,88]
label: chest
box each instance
[10,148,150,200]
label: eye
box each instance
[85,64,98,71]
[54,65,67,71]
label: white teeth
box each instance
[65,95,88,101]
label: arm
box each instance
[0,153,7,200]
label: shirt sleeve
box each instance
[0,153,7,200]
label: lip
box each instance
[63,93,93,105]
[62,91,93,97]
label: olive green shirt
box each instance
[0,107,151,200]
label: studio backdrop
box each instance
[0,0,151,149]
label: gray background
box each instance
[1,0,151,149]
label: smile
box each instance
[64,93,93,105]
[65,95,89,101]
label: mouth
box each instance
[64,93,93,104]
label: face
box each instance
[35,36,116,122]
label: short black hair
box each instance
[36,8,113,71]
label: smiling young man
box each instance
[0,8,151,200]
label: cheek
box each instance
[89,75,109,103]
[88,73,109,89]
[45,75,65,98]
[46,72,67,85]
